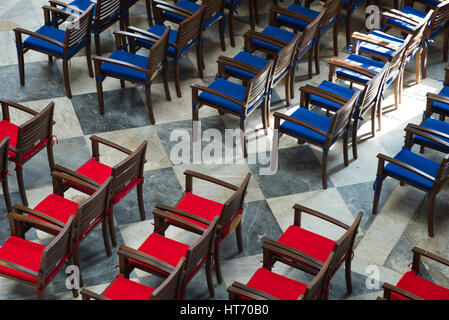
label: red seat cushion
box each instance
[33,193,79,225]
[131,233,189,275]
[0,236,45,283]
[392,271,449,300]
[277,225,336,263]
[0,120,19,158]
[174,192,224,229]
[103,276,155,300]
[246,268,307,300]
[76,159,112,185]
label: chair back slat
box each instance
[358,62,390,115]
[302,251,335,300]
[272,33,300,82]
[436,154,449,182]
[203,0,224,25]
[148,27,170,79]
[430,1,449,33]
[151,258,185,300]
[17,102,54,154]
[404,10,433,59]
[219,173,251,230]
[327,91,359,142]
[77,177,112,233]
[96,0,121,22]
[319,0,344,31]
[297,8,324,56]
[176,6,205,51]
[65,4,94,48]
[0,137,8,174]
[333,212,363,271]
[245,60,274,108]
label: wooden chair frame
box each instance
[14,4,94,99]
[0,138,12,213]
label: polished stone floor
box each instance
[0,0,448,300]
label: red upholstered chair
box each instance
[0,100,55,207]
[119,216,219,299]
[382,247,449,300]
[153,170,251,284]
[53,136,147,247]
[81,257,185,300]
[0,215,77,299]
[0,137,12,213]
[10,174,113,273]
[228,251,335,300]
[263,204,362,298]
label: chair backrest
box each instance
[202,0,225,25]
[357,62,390,115]
[327,91,359,144]
[271,32,300,83]
[151,257,185,300]
[94,0,122,26]
[387,34,411,78]
[404,10,433,59]
[244,60,274,109]
[301,251,335,300]
[219,173,251,233]
[111,140,147,196]
[0,137,9,177]
[76,177,113,235]
[183,217,218,281]
[147,26,170,81]
[16,102,54,158]
[297,8,324,57]
[429,1,449,35]
[319,0,344,31]
[38,215,76,285]
[64,4,94,50]
[436,153,449,183]
[175,6,205,54]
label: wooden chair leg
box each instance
[162,64,171,101]
[174,60,182,98]
[345,255,352,294]
[94,33,101,56]
[196,43,204,79]
[219,18,226,52]
[372,175,384,215]
[46,143,55,171]
[285,75,291,106]
[236,221,243,252]
[444,28,449,62]
[229,9,235,47]
[254,0,260,25]
[290,67,296,99]
[249,0,255,30]
[240,119,247,158]
[95,78,105,115]
[321,150,328,189]
[314,39,321,75]
[345,14,351,49]
[419,145,425,154]
[137,182,146,221]
[2,177,12,213]
[62,59,72,99]
[108,209,118,247]
[17,50,25,86]
[415,51,421,84]
[421,46,428,79]
[352,118,359,159]
[343,130,349,166]
[334,23,339,57]
[144,86,156,125]
[102,219,112,257]
[214,241,223,284]
[394,77,399,110]
[427,192,436,237]
[205,255,215,297]
[15,165,28,206]
[308,49,313,79]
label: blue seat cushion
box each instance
[163,0,222,29]
[68,0,95,11]
[23,25,86,58]
[253,26,296,53]
[277,4,320,31]
[336,54,384,84]
[100,50,149,82]
[199,78,254,114]
[225,51,268,80]
[414,118,449,152]
[387,6,426,32]
[432,86,449,114]
[384,148,440,190]
[135,24,198,57]
[280,107,332,145]
[310,81,357,112]
[358,30,405,59]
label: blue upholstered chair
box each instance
[373,124,449,237]
[191,59,274,158]
[14,4,94,99]
[381,0,449,63]
[152,0,226,51]
[49,0,122,55]
[270,0,344,74]
[423,66,449,122]
[133,4,205,98]
[273,88,359,189]
[92,27,171,124]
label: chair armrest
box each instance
[127,26,162,42]
[299,85,350,106]
[426,92,449,106]
[269,6,314,24]
[382,282,423,300]
[228,281,279,300]
[90,135,134,155]
[352,32,399,51]
[262,238,324,270]
[377,153,436,182]
[49,0,85,14]
[0,258,39,278]
[184,170,240,191]
[52,164,101,188]
[329,58,378,79]
[113,30,162,45]
[406,123,449,150]
[92,56,151,75]
[244,30,289,53]
[51,171,101,194]
[153,0,193,17]
[152,207,207,234]
[412,246,449,268]
[0,100,39,116]
[273,111,329,137]
[118,244,175,275]
[80,288,111,300]
[217,56,261,79]
[12,205,66,228]
[381,8,421,27]
[155,203,211,226]
[292,203,350,230]
[191,84,245,107]
[14,27,65,49]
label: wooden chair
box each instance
[263,204,362,298]
[52,136,147,245]
[270,0,344,74]
[192,59,273,158]
[273,90,359,189]
[14,4,94,99]
[81,257,186,300]
[0,100,55,207]
[0,215,77,299]
[228,251,335,300]
[10,174,113,270]
[382,247,449,300]
[132,4,205,98]
[382,0,449,64]
[226,0,260,47]
[49,0,122,56]
[92,27,171,124]
[153,170,251,284]
[372,124,449,237]
[0,138,12,213]
[420,65,449,122]
[119,216,219,299]
[153,0,226,51]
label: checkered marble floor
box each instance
[0,0,448,300]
